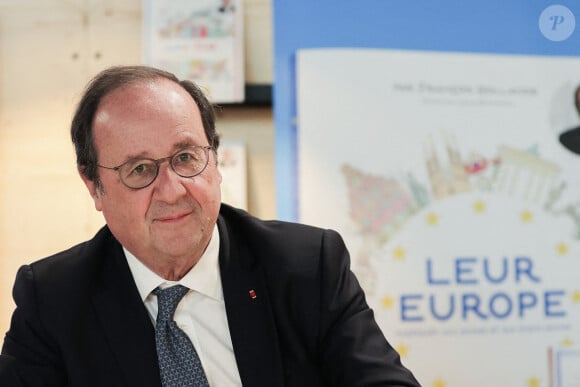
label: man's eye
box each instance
[176,152,195,163]
[129,162,153,176]
[133,164,147,174]
[179,153,192,161]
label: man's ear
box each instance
[78,167,103,212]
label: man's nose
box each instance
[152,162,187,202]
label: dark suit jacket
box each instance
[0,204,420,386]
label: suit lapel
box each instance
[90,233,161,387]
[218,215,285,387]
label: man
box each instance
[0,65,420,386]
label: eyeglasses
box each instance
[97,146,214,189]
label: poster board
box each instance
[143,0,245,103]
[296,48,580,387]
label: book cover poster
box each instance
[143,0,244,103]
[297,48,580,387]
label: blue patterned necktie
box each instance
[154,285,210,387]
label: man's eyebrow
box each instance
[173,140,196,150]
[118,140,202,163]
[119,150,151,163]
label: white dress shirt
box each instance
[124,225,243,387]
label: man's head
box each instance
[72,65,222,277]
[72,66,220,188]
[559,84,580,155]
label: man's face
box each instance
[82,78,222,268]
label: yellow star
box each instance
[556,242,568,255]
[395,344,409,357]
[473,200,486,213]
[561,337,575,347]
[432,379,446,387]
[381,296,395,309]
[521,210,533,223]
[426,212,439,225]
[572,290,580,303]
[528,377,540,387]
[393,246,406,260]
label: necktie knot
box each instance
[154,285,189,323]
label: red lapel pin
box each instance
[249,289,257,299]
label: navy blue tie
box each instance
[154,285,210,387]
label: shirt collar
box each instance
[124,224,222,302]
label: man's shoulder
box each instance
[218,203,345,270]
[26,226,120,283]
[219,203,327,239]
